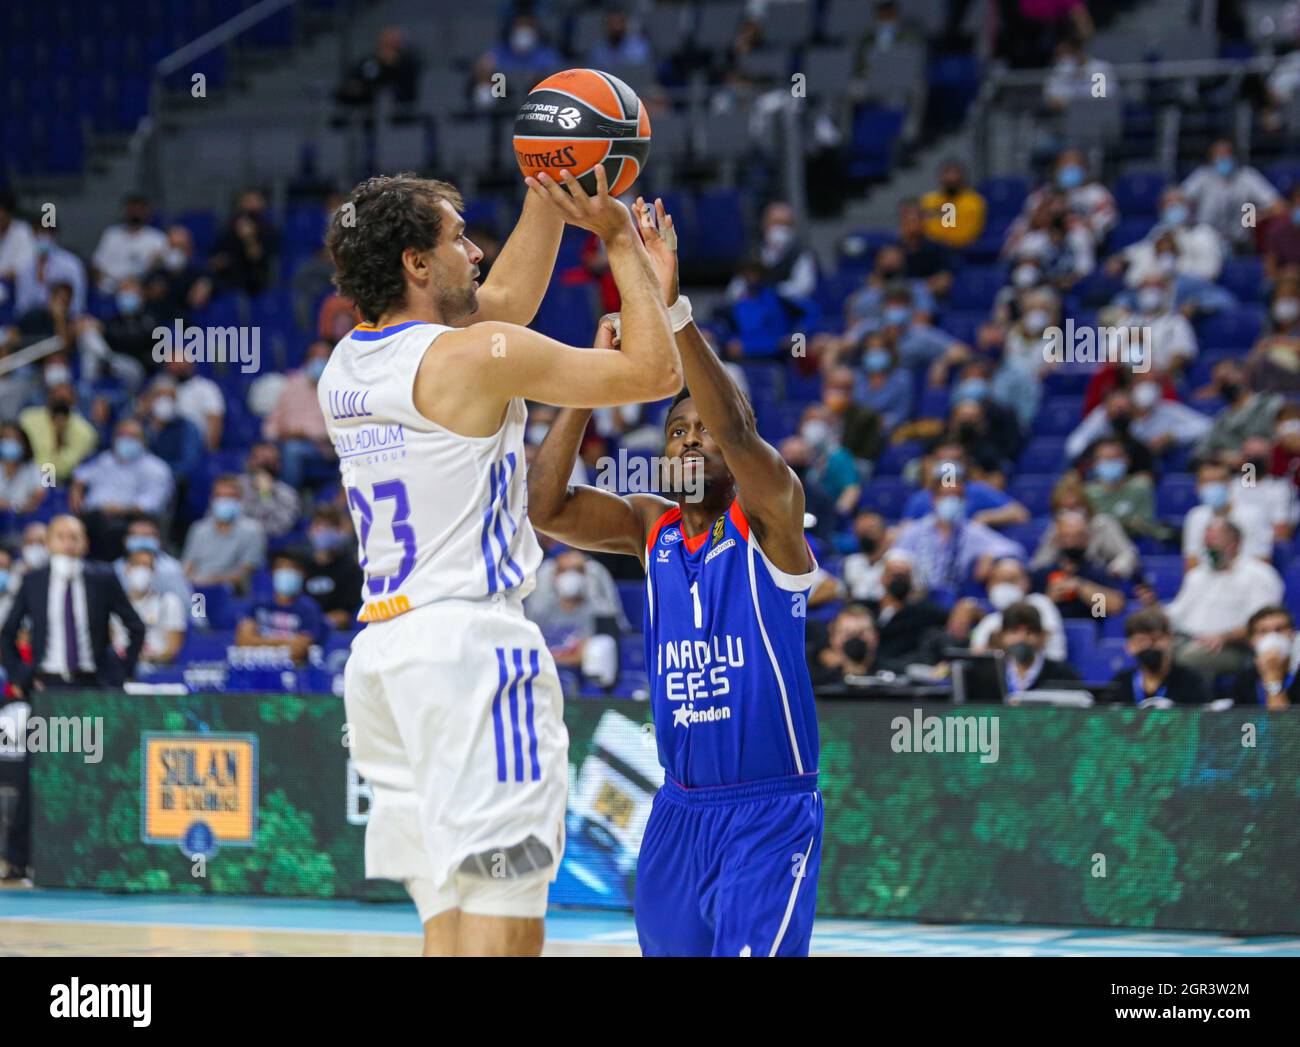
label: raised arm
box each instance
[466,190,565,326]
[527,315,672,565]
[635,198,811,574]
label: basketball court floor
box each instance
[2,885,1298,956]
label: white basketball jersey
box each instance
[320,320,541,622]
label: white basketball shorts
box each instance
[344,591,569,921]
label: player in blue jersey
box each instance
[528,199,822,956]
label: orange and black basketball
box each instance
[513,68,651,197]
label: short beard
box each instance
[439,286,478,324]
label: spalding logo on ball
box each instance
[514,68,651,197]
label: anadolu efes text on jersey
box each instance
[319,319,541,622]
[644,501,820,786]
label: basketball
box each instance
[513,68,651,197]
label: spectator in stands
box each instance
[318,291,361,343]
[903,440,1028,528]
[852,0,924,73]
[781,406,861,524]
[491,13,562,75]
[1007,150,1117,254]
[183,475,267,593]
[237,442,301,539]
[70,417,174,560]
[1032,490,1140,581]
[868,551,949,666]
[263,339,333,488]
[1066,379,1211,464]
[116,515,191,606]
[1167,519,1284,675]
[1246,276,1300,394]
[145,225,213,318]
[1030,509,1127,620]
[942,394,1019,482]
[17,522,47,576]
[1124,270,1198,378]
[1004,190,1096,286]
[821,366,882,465]
[1183,459,1272,567]
[1111,187,1224,284]
[1274,404,1300,487]
[166,358,225,451]
[840,510,889,601]
[892,476,1025,592]
[997,601,1083,696]
[1042,33,1115,110]
[1116,229,1239,321]
[853,336,913,432]
[1264,184,1300,280]
[209,189,280,297]
[920,159,987,250]
[236,552,326,664]
[531,546,628,631]
[898,198,952,299]
[0,422,46,515]
[846,245,938,328]
[527,548,610,676]
[914,597,984,667]
[1194,360,1282,461]
[809,603,880,688]
[1233,434,1298,546]
[303,505,364,630]
[19,383,97,485]
[879,284,965,369]
[726,202,818,304]
[587,7,652,66]
[116,548,187,667]
[1080,438,1164,540]
[0,193,37,283]
[0,514,145,695]
[91,194,167,294]
[1112,607,1211,706]
[335,26,420,114]
[971,557,1067,661]
[1179,139,1282,251]
[1230,605,1300,708]
[13,228,87,324]
[138,378,205,515]
[1001,285,1060,379]
[722,258,796,357]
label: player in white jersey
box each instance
[320,166,681,956]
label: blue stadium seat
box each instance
[875,441,923,476]
[977,176,1029,219]
[946,265,1008,311]
[177,630,236,664]
[849,106,905,180]
[1219,258,1265,303]
[1017,437,1067,473]
[859,477,910,518]
[1062,617,1098,665]
[1156,474,1198,517]
[1106,218,1152,252]
[1198,307,1265,350]
[1265,163,1300,197]
[1035,397,1085,437]
[1000,518,1048,552]
[617,581,644,631]
[1142,555,1185,600]
[1087,637,1131,682]
[1009,474,1057,516]
[619,634,645,672]
[1113,170,1166,217]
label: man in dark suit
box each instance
[0,514,146,696]
[998,600,1084,695]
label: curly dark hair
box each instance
[326,173,464,324]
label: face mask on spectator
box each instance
[125,535,161,555]
[765,224,794,251]
[162,246,187,272]
[309,528,344,554]
[1161,204,1189,226]
[1132,382,1160,409]
[1214,156,1236,177]
[50,553,82,577]
[126,565,153,593]
[0,438,21,461]
[1254,632,1291,660]
[1135,646,1165,671]
[934,495,965,523]
[801,419,831,450]
[212,497,241,523]
[1056,164,1084,189]
[23,544,49,569]
[1021,309,1050,335]
[885,575,911,601]
[0,569,9,592]
[1136,287,1165,314]
[1198,482,1229,510]
[1094,458,1127,483]
[1281,419,1300,439]
[114,435,144,461]
[989,583,1026,611]
[305,358,328,382]
[1205,545,1227,570]
[510,25,538,53]
[1156,253,1178,273]
[555,570,585,601]
[116,289,142,314]
[1274,298,1300,325]
[1007,640,1037,664]
[44,364,71,387]
[1012,264,1039,289]
[842,635,870,663]
[883,305,910,327]
[864,348,892,373]
[152,396,177,423]
[953,379,988,403]
[272,568,303,598]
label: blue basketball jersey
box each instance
[643,502,820,787]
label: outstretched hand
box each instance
[524,164,632,244]
[632,196,679,307]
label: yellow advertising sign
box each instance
[141,733,258,851]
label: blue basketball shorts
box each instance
[633,773,823,957]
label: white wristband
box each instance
[667,294,693,332]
